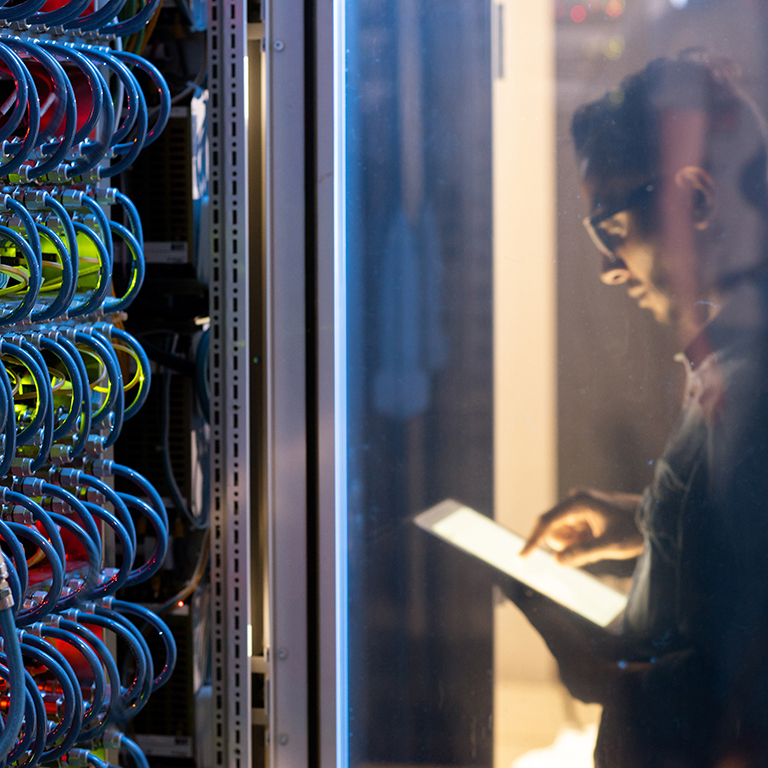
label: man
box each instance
[513,54,768,767]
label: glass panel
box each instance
[341,1,768,767]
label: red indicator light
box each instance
[606,0,623,16]
[177,601,184,607]
[571,4,587,22]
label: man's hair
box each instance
[572,52,768,212]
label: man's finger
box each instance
[520,517,552,556]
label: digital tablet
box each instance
[414,499,628,629]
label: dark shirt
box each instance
[597,280,768,768]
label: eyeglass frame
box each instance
[582,180,658,260]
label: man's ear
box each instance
[675,166,717,230]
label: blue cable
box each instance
[0,340,48,446]
[18,338,53,471]
[8,522,64,624]
[102,221,145,312]
[38,623,106,730]
[0,520,26,600]
[73,472,136,550]
[55,336,91,458]
[110,462,168,531]
[0,664,39,765]
[4,198,42,266]
[0,227,42,326]
[36,43,105,148]
[83,502,134,598]
[47,512,100,610]
[118,493,168,586]
[17,640,79,763]
[68,223,111,317]
[0,65,40,177]
[0,39,74,180]
[112,51,172,147]
[79,47,141,147]
[77,608,151,709]
[35,224,75,322]
[72,331,119,425]
[18,632,83,757]
[79,195,113,266]
[0,574,25,764]
[57,618,122,737]
[2,488,66,565]
[101,0,159,35]
[38,335,83,441]
[110,599,177,690]
[0,360,14,477]
[37,481,101,552]
[105,328,151,420]
[114,190,144,249]
[117,732,150,768]
[0,46,28,143]
[69,0,129,31]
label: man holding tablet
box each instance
[518,55,768,768]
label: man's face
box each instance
[584,176,674,324]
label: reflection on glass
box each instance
[343,1,768,767]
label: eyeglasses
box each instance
[582,180,658,259]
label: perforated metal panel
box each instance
[207,0,252,763]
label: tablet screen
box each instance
[415,499,628,628]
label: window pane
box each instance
[342,1,768,767]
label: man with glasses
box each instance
[513,55,768,767]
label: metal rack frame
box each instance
[207,0,252,762]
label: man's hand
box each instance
[520,488,644,566]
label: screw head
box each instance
[277,647,288,660]
[273,40,285,51]
[278,733,289,746]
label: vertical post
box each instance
[265,0,309,763]
[208,0,252,763]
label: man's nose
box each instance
[599,254,631,285]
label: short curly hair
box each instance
[572,53,768,212]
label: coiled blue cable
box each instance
[55,336,91,458]
[0,46,28,143]
[114,190,144,249]
[109,462,168,531]
[103,328,151,420]
[0,360,14,477]
[68,223,111,317]
[118,493,168,586]
[0,227,42,326]
[38,623,106,730]
[102,221,145,312]
[37,482,101,552]
[2,488,66,565]
[38,335,83,441]
[0,570,25,764]
[35,224,75,322]
[0,340,48,446]
[72,472,135,550]
[48,512,100,610]
[83,502,134,598]
[57,618,122,737]
[18,338,53,470]
[0,520,26,601]
[8,522,64,624]
[78,608,151,710]
[17,639,79,763]
[109,599,177,689]
[112,51,171,147]
[18,631,83,758]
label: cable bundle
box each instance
[0,4,183,768]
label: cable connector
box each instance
[0,552,13,610]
